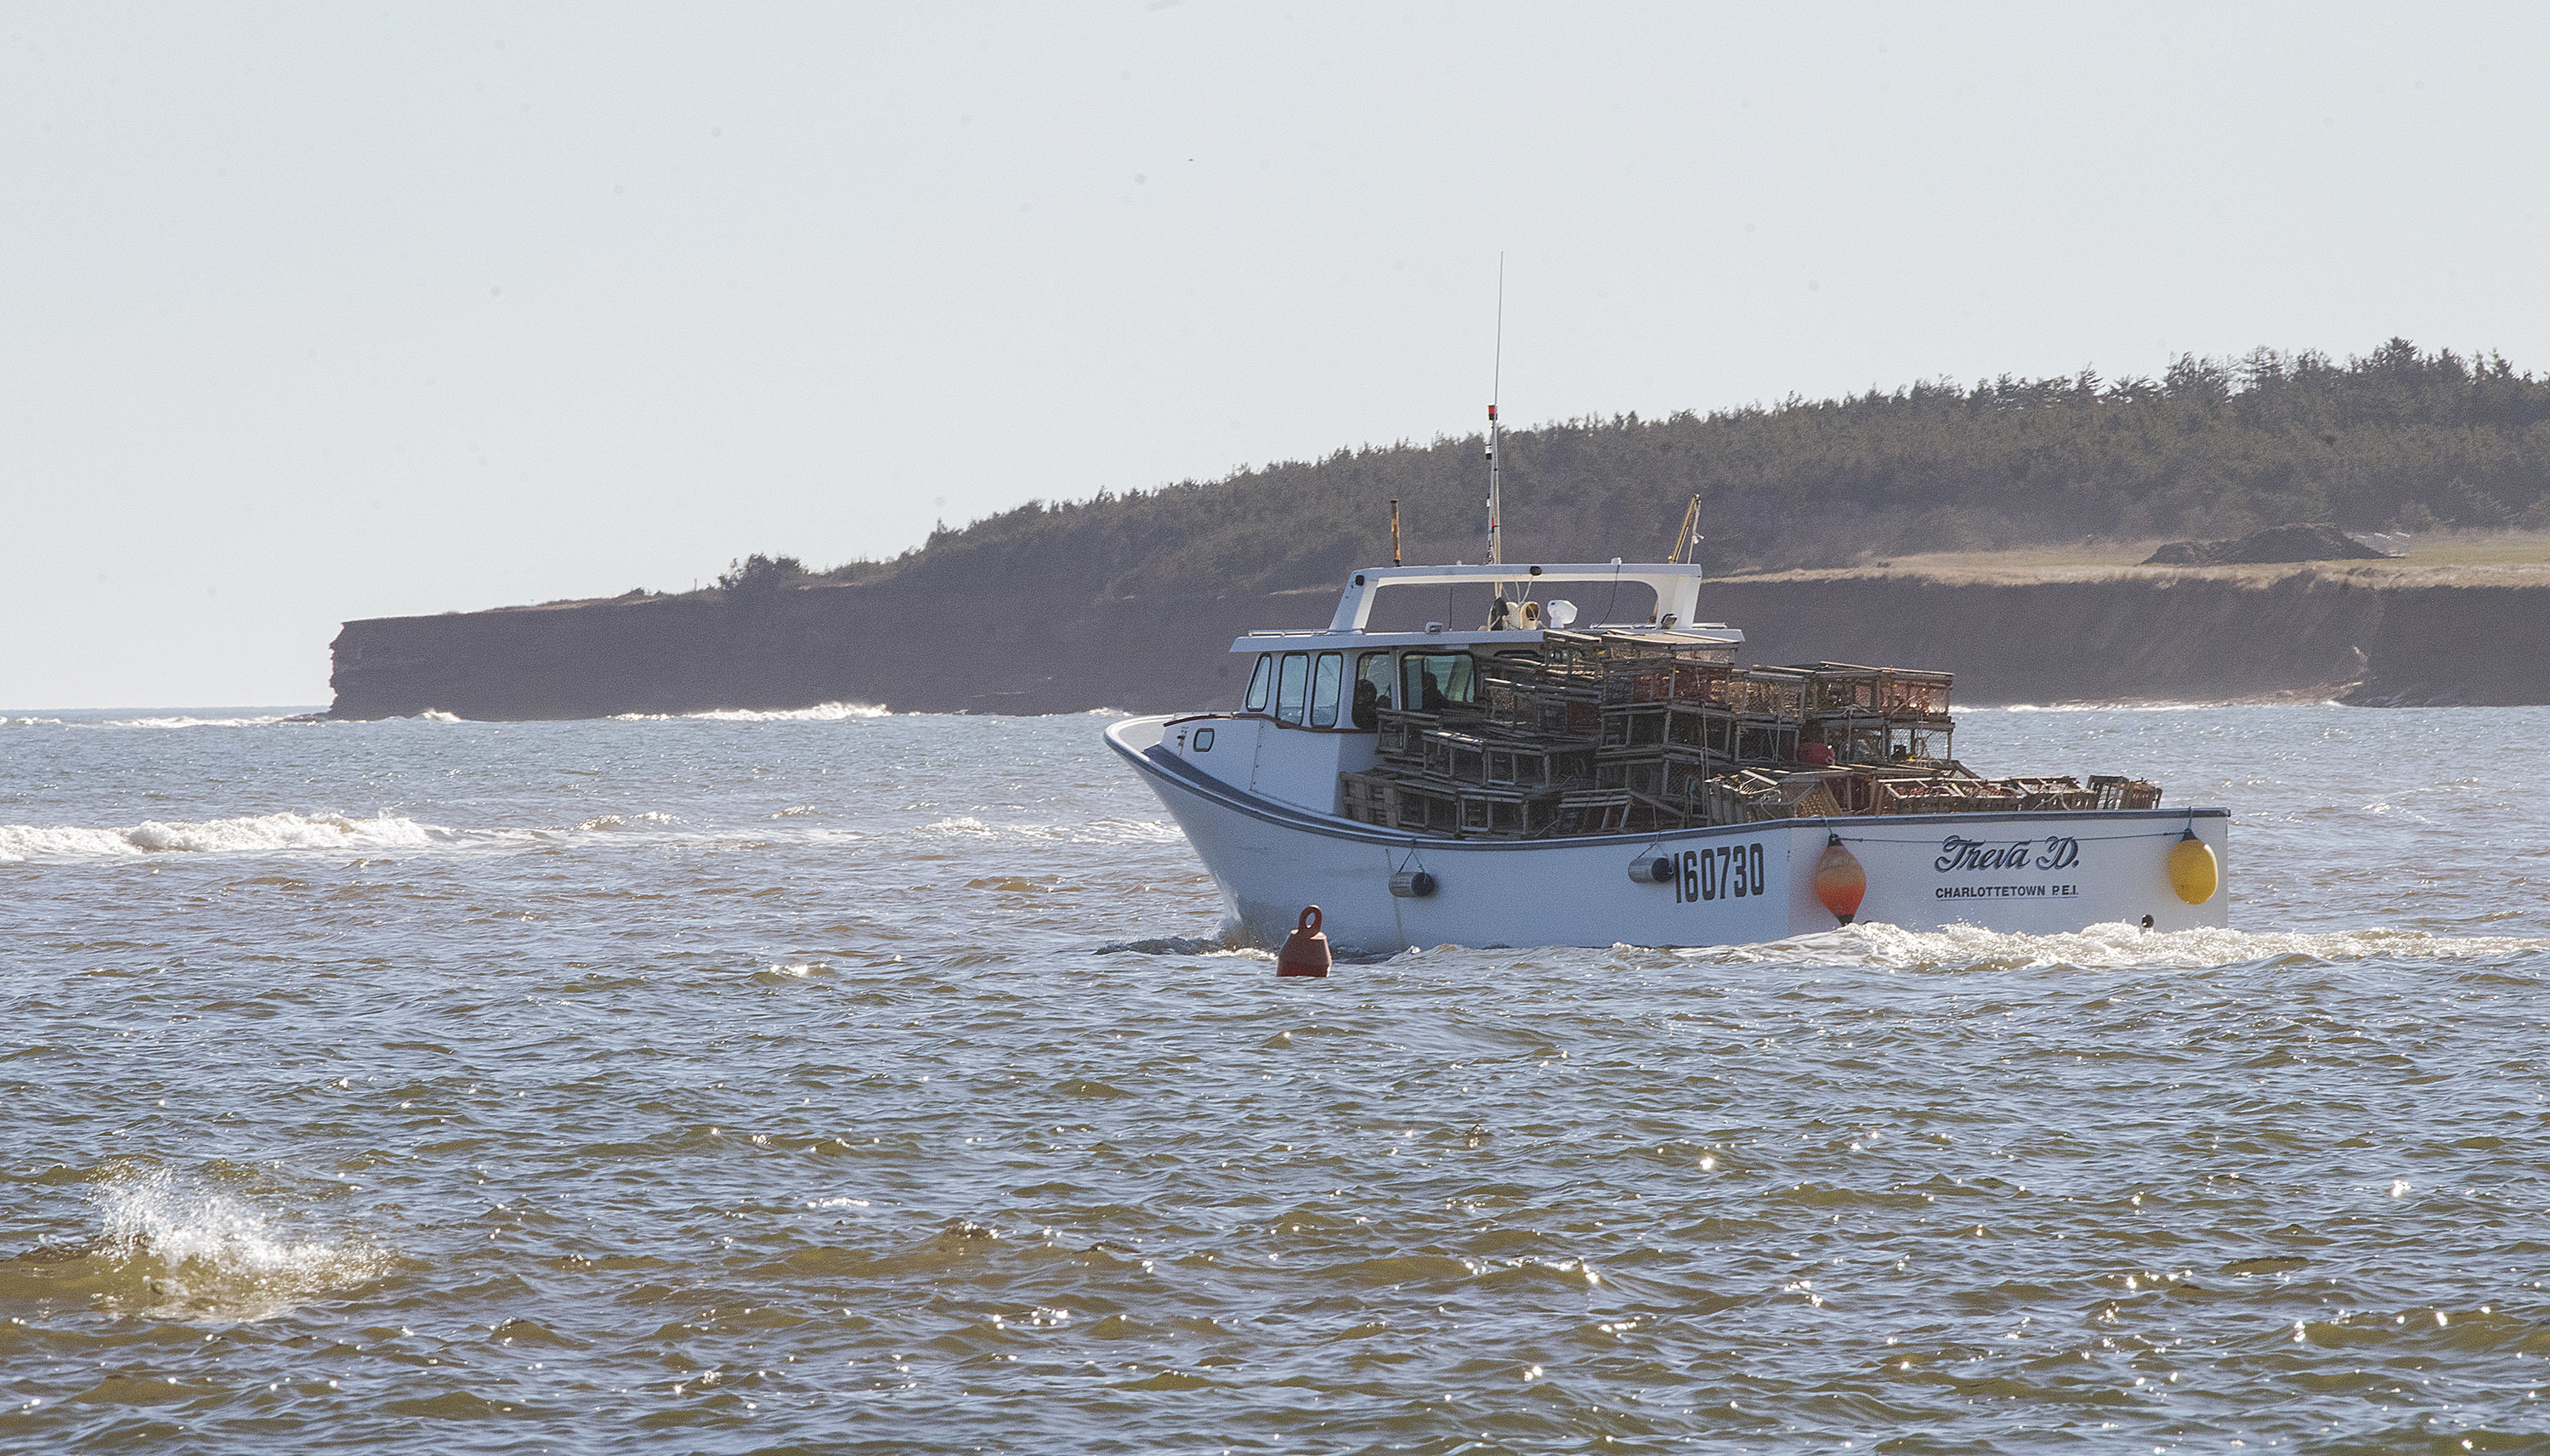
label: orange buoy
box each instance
[2168,830,2218,905]
[1812,835,1867,925]
[1276,905,1332,977]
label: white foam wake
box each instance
[611,701,892,722]
[0,811,445,862]
[920,815,1185,846]
[1676,920,2546,972]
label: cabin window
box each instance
[1275,653,1310,724]
[1401,651,1477,713]
[1193,726,1215,752]
[1352,651,1391,728]
[1244,654,1273,712]
[1307,651,1345,727]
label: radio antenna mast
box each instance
[1486,255,1504,574]
[1484,254,1508,626]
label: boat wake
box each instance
[1671,919,2546,972]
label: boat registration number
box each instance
[1670,842,1766,905]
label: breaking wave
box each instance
[1986,700,2340,714]
[95,714,303,729]
[611,701,892,722]
[0,811,446,862]
[575,811,683,832]
[920,815,1184,846]
[1672,920,2545,972]
[4,712,320,729]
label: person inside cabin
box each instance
[1354,651,1393,727]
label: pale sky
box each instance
[5,3,2545,708]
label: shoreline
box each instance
[323,560,2550,720]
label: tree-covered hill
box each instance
[805,340,2550,603]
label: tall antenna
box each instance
[1486,254,1504,574]
[1389,499,1402,566]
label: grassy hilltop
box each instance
[729,338,2550,604]
[346,341,2550,720]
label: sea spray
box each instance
[87,1170,389,1320]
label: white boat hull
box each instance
[1107,716,2230,955]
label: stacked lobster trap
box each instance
[1338,631,2159,840]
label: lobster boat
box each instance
[1104,558,2229,955]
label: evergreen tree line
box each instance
[800,340,2550,602]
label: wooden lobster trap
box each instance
[1731,670,1808,721]
[1542,789,1633,837]
[1600,657,1736,707]
[1374,708,1436,766]
[1595,744,1720,800]
[1727,768,1854,821]
[1484,675,1601,739]
[2089,775,2163,810]
[1421,728,1594,791]
[1338,770,1398,827]
[1805,711,1890,767]
[1990,775,2099,811]
[1601,699,1739,755]
[1785,662,1887,716]
[1383,779,1561,838]
[1878,668,1954,718]
[1877,778,2021,815]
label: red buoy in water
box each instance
[1812,835,1867,925]
[1276,905,1331,977]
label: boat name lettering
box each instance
[1936,835,2079,874]
[1672,842,1766,906]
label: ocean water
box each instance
[3,702,2549,1454]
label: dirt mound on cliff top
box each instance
[2143,523,2394,566]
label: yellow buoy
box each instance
[2167,830,2218,905]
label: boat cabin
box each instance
[1160,564,1741,818]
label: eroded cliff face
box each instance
[2338,585,2550,705]
[1704,574,2385,705]
[327,572,2547,719]
[326,581,1335,719]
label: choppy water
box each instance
[4,702,2550,1453]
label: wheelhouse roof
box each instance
[1227,561,1741,654]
